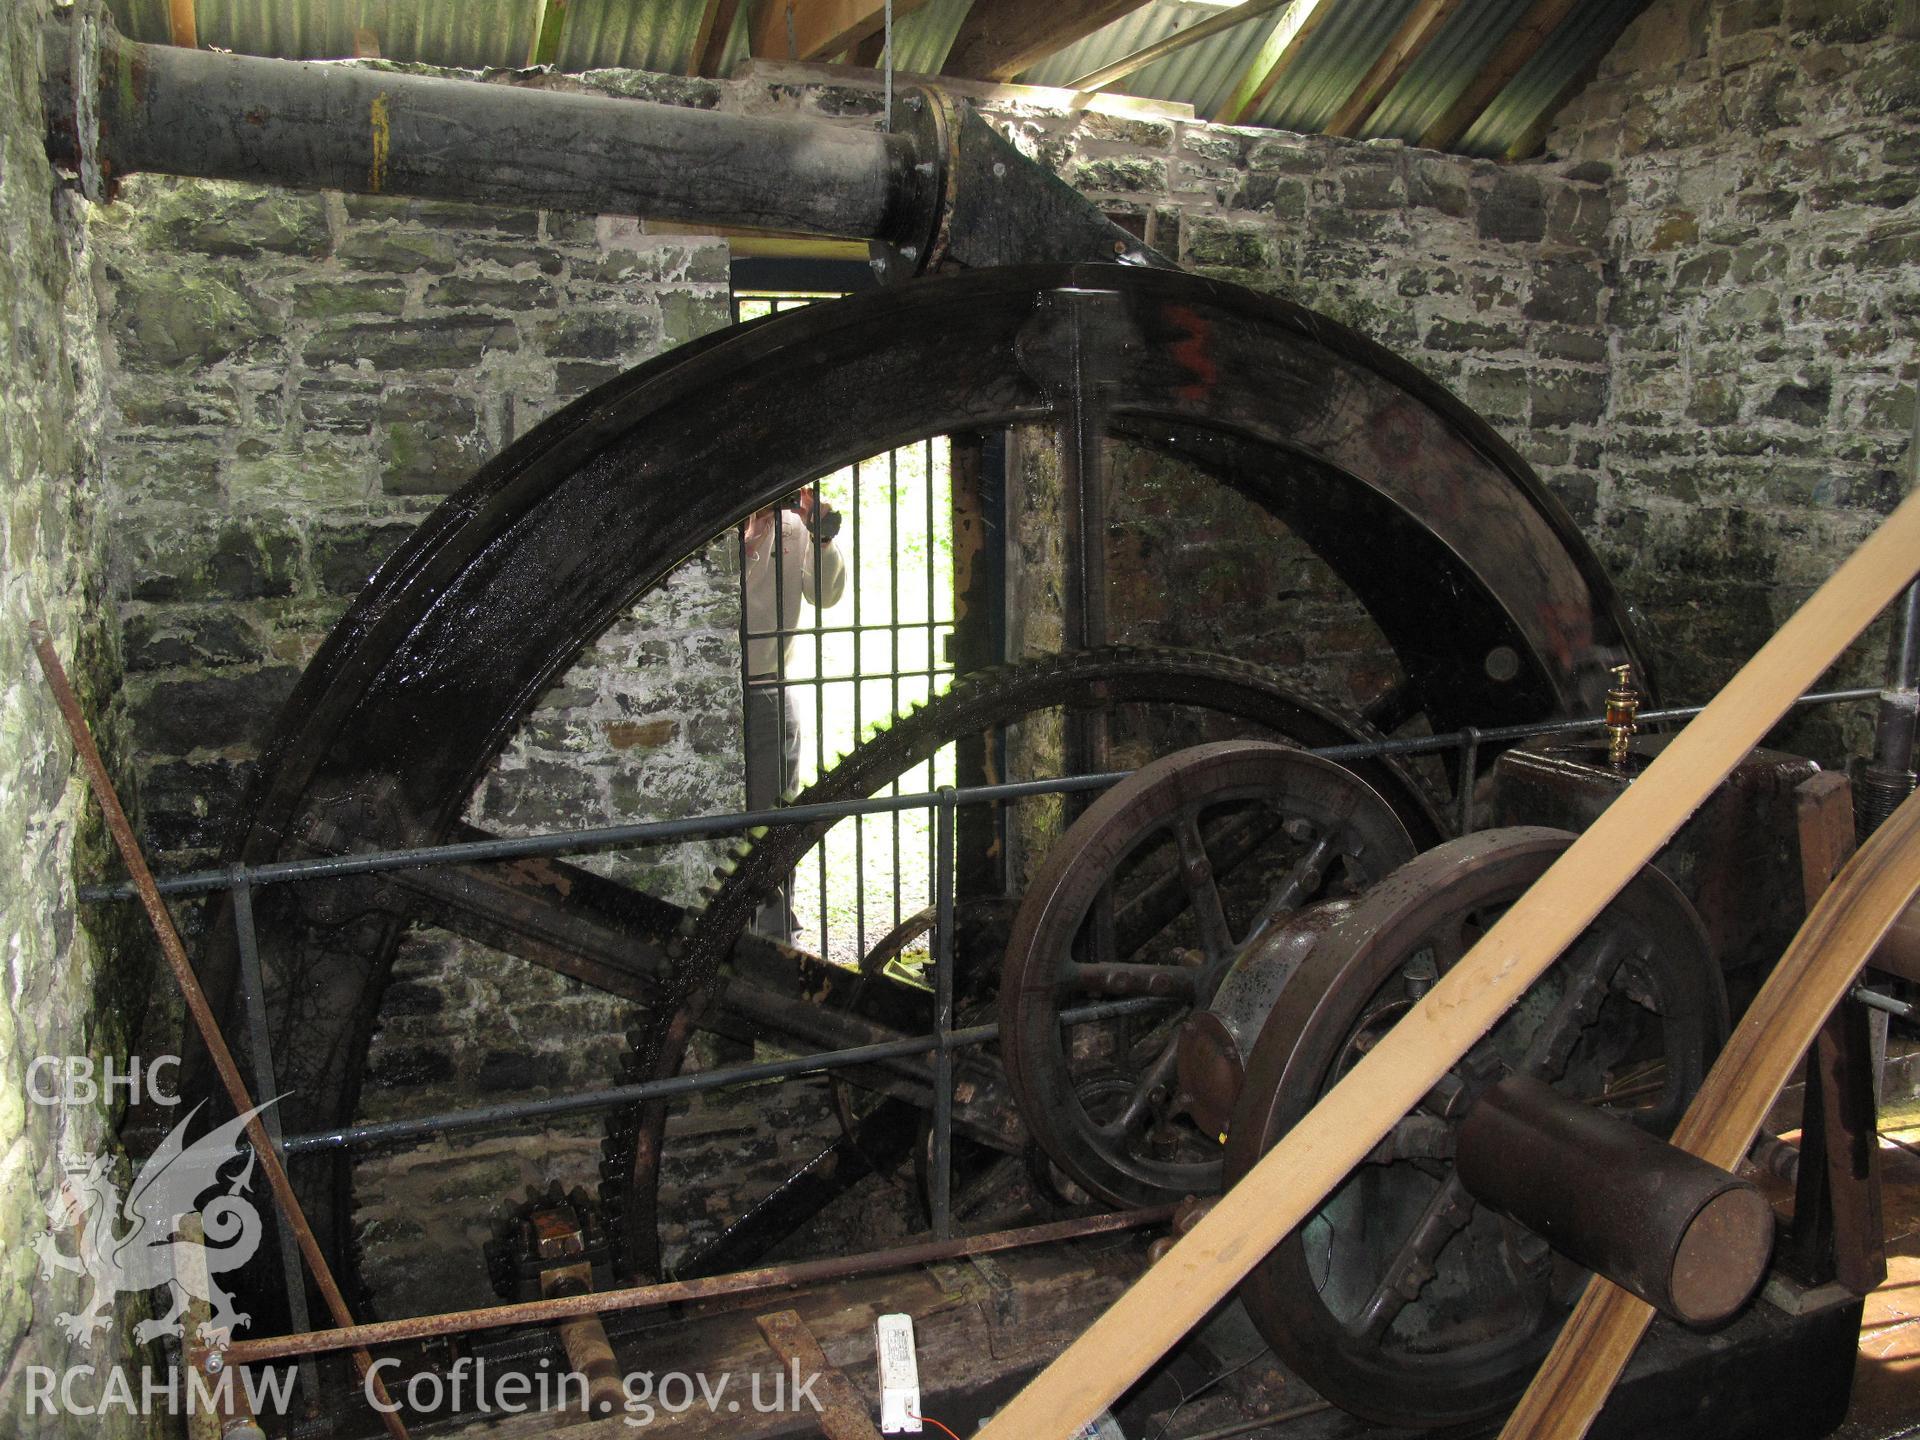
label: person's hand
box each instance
[794,487,818,527]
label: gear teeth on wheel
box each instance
[597,644,1454,1278]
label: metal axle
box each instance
[42,7,1163,276]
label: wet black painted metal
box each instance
[193,263,1645,1316]
[1455,1073,1773,1327]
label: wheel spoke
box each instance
[1254,830,1340,928]
[1522,931,1634,1082]
[1174,814,1236,961]
[1098,1035,1182,1141]
[1066,962,1201,1000]
[1344,1173,1476,1345]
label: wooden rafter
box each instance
[526,0,569,67]
[1418,0,1579,151]
[687,0,744,75]
[1500,1,1645,160]
[1215,0,1335,127]
[168,0,197,48]
[942,0,1154,84]
[1324,0,1463,139]
[753,0,928,63]
[1067,0,1294,93]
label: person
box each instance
[741,486,846,939]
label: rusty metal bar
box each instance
[930,785,958,1239]
[754,1310,887,1440]
[26,620,411,1440]
[224,1204,1175,1365]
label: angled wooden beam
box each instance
[1215,0,1335,127]
[1419,0,1580,151]
[1324,0,1464,138]
[942,0,1154,83]
[1067,0,1293,93]
[754,0,928,63]
[1499,1,1646,160]
[688,0,744,75]
[526,0,569,66]
[168,0,197,49]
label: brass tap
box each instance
[1606,663,1640,770]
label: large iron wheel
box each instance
[999,740,1419,1209]
[608,647,1443,1277]
[1225,828,1727,1430]
[193,263,1647,1318]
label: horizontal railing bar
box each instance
[77,687,1877,904]
[281,996,1165,1157]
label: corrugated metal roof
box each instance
[1355,0,1538,143]
[101,0,1647,157]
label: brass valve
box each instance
[1605,663,1640,770]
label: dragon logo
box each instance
[34,1101,274,1348]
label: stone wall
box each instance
[0,3,154,1433]
[88,61,1630,1313]
[1547,0,1920,755]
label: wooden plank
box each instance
[167,0,197,49]
[1503,783,1920,1439]
[1499,1,1645,161]
[972,489,1920,1440]
[942,0,1154,83]
[754,0,928,64]
[1215,0,1335,127]
[1419,0,1580,151]
[755,1310,887,1440]
[526,0,569,67]
[1324,0,1464,138]
[689,0,744,75]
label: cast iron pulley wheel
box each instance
[999,740,1420,1209]
[196,261,1647,1319]
[603,645,1446,1277]
[1224,827,1727,1431]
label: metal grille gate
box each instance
[732,289,957,969]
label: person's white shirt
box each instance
[743,509,847,681]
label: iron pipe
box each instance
[1455,1074,1774,1327]
[45,10,925,242]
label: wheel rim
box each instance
[1000,740,1418,1208]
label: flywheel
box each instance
[998,739,1420,1209]
[1224,827,1728,1430]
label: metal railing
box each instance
[77,681,1877,1375]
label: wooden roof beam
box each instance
[754,0,928,64]
[1419,0,1579,152]
[1215,0,1335,127]
[688,0,743,75]
[1324,0,1464,139]
[1066,0,1294,93]
[526,0,569,67]
[942,0,1154,84]
[168,0,197,49]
